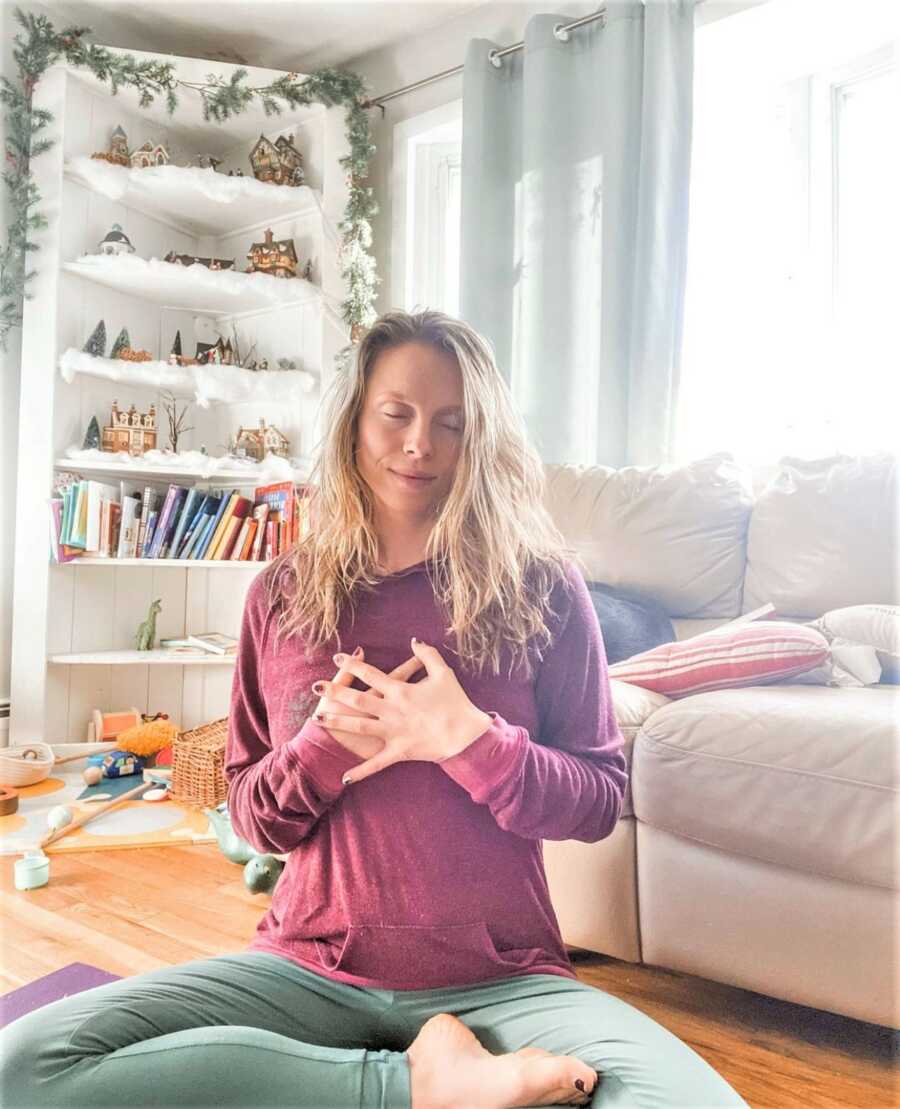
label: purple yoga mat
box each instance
[0,963,121,1028]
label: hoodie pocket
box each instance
[314,921,542,988]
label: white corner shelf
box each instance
[48,649,237,666]
[55,557,272,568]
[54,451,313,485]
[63,253,321,315]
[58,348,318,408]
[65,156,323,238]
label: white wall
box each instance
[345,0,771,313]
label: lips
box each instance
[390,470,435,481]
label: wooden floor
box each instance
[2,845,895,1107]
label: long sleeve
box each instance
[224,574,364,854]
[438,562,628,842]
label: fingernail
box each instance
[314,712,325,721]
[353,646,363,656]
[312,681,326,695]
[342,774,352,785]
[574,1079,585,1092]
[333,653,347,664]
[411,636,418,646]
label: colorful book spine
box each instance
[196,491,237,560]
[167,488,200,560]
[147,484,178,558]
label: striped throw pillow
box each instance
[607,621,829,698]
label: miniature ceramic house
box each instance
[164,250,235,270]
[234,418,290,461]
[103,401,157,456]
[246,228,298,278]
[249,133,305,186]
[275,134,305,185]
[109,125,129,164]
[195,338,235,366]
[130,140,169,168]
[98,223,135,256]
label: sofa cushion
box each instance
[585,582,675,665]
[808,604,900,684]
[608,621,829,697]
[631,685,899,889]
[544,454,753,618]
[743,453,899,617]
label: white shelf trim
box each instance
[48,649,237,666]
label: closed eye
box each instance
[383,412,461,431]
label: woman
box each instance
[0,311,746,1109]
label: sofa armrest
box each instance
[611,678,671,730]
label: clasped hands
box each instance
[311,638,492,785]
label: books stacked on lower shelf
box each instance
[50,475,313,563]
[160,633,239,658]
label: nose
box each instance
[404,418,433,459]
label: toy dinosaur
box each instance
[135,598,162,651]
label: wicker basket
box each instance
[171,718,229,808]
[0,742,55,787]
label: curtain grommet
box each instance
[553,23,571,43]
[488,49,503,69]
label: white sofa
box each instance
[539,452,898,1029]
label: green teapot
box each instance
[203,803,257,865]
[243,853,286,895]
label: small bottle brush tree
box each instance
[160,390,194,452]
[109,327,130,358]
[83,319,106,357]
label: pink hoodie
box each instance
[225,558,627,991]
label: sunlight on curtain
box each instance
[675,0,898,465]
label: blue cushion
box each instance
[585,581,676,666]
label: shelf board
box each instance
[65,157,323,238]
[63,254,321,315]
[59,348,318,407]
[54,454,312,485]
[48,650,236,666]
[55,557,272,568]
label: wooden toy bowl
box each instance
[0,742,56,787]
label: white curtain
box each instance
[459,0,696,467]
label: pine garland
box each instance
[1,7,379,352]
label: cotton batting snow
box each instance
[59,348,317,408]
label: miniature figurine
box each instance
[135,598,162,651]
[98,223,135,256]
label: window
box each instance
[391,101,462,315]
[675,0,897,465]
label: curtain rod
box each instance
[361,6,608,110]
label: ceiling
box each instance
[44,0,487,71]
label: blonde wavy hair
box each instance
[266,309,575,678]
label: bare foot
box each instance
[407,1012,599,1109]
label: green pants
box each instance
[0,951,747,1108]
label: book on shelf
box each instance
[192,491,234,559]
[210,495,253,560]
[158,637,210,656]
[184,632,238,655]
[49,477,311,563]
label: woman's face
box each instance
[354,341,465,518]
